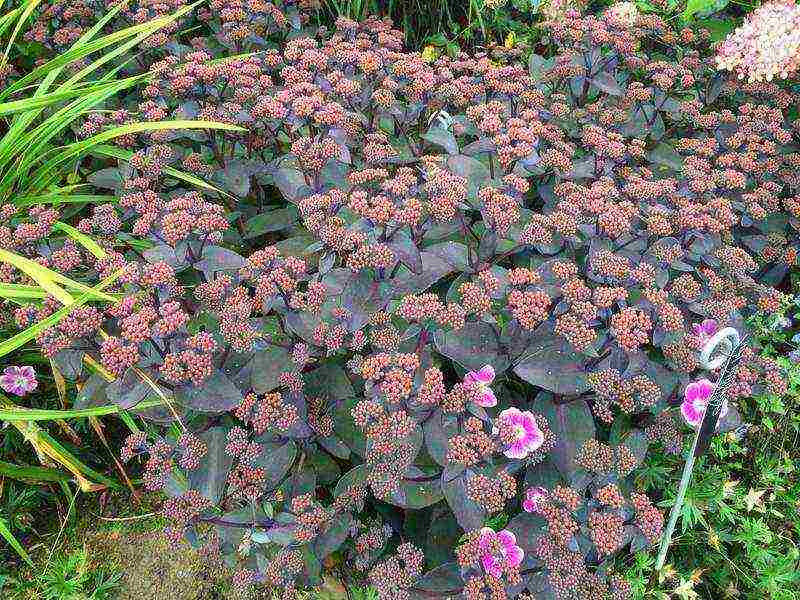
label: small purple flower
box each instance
[772,316,792,331]
[691,318,718,344]
[0,366,38,397]
[496,408,544,459]
[522,486,548,513]
[680,378,728,428]
[465,364,497,407]
[478,527,524,578]
[789,349,800,365]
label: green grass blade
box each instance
[0,282,120,302]
[0,399,164,421]
[26,120,244,193]
[0,76,146,191]
[14,192,116,208]
[0,282,122,302]
[0,4,196,100]
[0,80,137,116]
[0,283,65,301]
[0,7,23,41]
[0,518,33,567]
[0,460,73,483]
[91,144,229,195]
[0,0,43,68]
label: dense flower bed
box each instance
[2,1,797,598]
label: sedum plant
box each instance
[1,1,797,599]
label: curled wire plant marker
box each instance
[427,109,454,130]
[653,326,745,576]
[698,327,741,370]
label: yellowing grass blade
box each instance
[52,221,107,259]
[0,248,117,303]
[0,248,73,304]
[1,398,117,491]
[0,270,121,359]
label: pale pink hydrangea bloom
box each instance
[496,407,544,459]
[522,486,549,513]
[716,0,800,82]
[478,527,524,578]
[0,366,37,397]
[465,364,497,407]
[606,1,639,28]
[680,378,728,428]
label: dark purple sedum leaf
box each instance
[311,512,353,558]
[178,370,243,412]
[386,466,445,509]
[513,334,589,396]
[251,344,293,393]
[442,469,485,531]
[411,562,463,596]
[435,321,510,373]
[539,398,595,479]
[423,410,457,467]
[423,125,459,155]
[390,231,423,274]
[334,464,369,512]
[189,427,233,504]
[506,512,547,568]
[252,440,297,489]
[194,246,245,278]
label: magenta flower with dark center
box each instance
[522,486,549,513]
[680,378,728,428]
[496,407,544,459]
[0,366,38,397]
[478,527,524,578]
[691,318,718,344]
[464,364,497,407]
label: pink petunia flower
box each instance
[478,527,524,578]
[496,408,544,459]
[465,364,497,407]
[0,366,37,397]
[522,486,549,513]
[680,378,728,428]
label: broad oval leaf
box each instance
[442,471,485,531]
[177,370,243,412]
[412,562,463,594]
[513,335,589,395]
[251,345,292,393]
[189,427,234,504]
[312,512,353,558]
[435,321,509,373]
[253,441,297,489]
[539,399,595,479]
